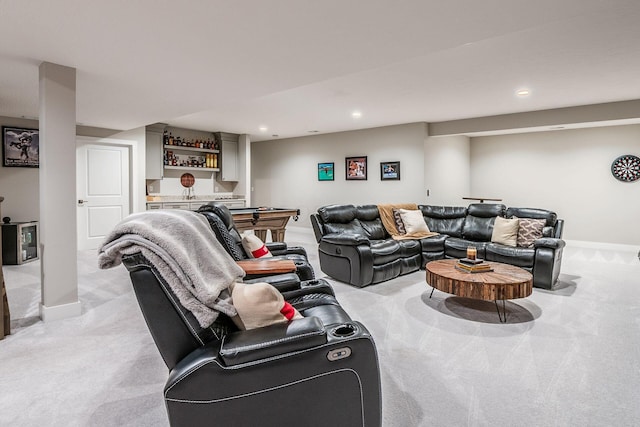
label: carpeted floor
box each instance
[1,228,639,426]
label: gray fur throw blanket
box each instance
[98,209,245,327]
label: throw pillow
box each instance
[398,209,430,234]
[491,216,519,247]
[515,217,546,248]
[230,282,303,330]
[241,233,273,258]
[392,209,407,234]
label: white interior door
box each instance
[77,142,130,250]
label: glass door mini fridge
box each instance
[1,221,39,265]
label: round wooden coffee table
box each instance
[425,259,533,323]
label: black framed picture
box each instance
[380,161,400,180]
[2,126,39,167]
[318,162,334,181]
[346,156,367,180]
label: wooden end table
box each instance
[426,259,533,323]
[236,259,297,275]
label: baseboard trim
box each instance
[39,301,82,322]
[564,239,639,253]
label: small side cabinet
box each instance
[1,221,39,265]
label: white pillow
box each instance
[491,216,519,247]
[241,233,273,258]
[230,282,302,330]
[397,209,430,234]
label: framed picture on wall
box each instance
[2,126,39,168]
[380,161,400,180]
[318,162,334,181]
[346,156,367,180]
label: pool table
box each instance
[229,207,300,242]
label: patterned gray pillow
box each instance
[515,217,546,248]
[392,209,406,234]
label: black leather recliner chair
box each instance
[198,202,316,282]
[122,251,382,427]
[310,204,423,287]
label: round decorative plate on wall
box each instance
[180,173,195,188]
[611,154,640,182]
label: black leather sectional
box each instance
[311,203,565,290]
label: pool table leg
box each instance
[271,230,286,242]
[249,230,286,242]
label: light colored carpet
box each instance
[1,229,639,426]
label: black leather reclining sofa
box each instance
[123,253,381,426]
[116,206,382,426]
[311,203,565,290]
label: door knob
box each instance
[78,199,89,205]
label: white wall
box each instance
[424,134,470,205]
[471,124,640,245]
[251,123,428,227]
[0,117,146,222]
[238,134,251,206]
[6,115,634,245]
[0,116,40,222]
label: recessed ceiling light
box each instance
[516,89,530,97]
[308,130,319,133]
[351,111,362,118]
[259,126,268,132]
[271,134,279,138]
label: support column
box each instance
[38,62,81,321]
[238,134,251,207]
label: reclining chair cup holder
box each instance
[331,323,358,338]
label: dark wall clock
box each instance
[611,154,640,182]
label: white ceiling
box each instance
[1,0,640,141]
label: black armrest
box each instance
[219,317,327,366]
[265,242,287,252]
[554,219,564,239]
[281,279,336,299]
[534,238,566,250]
[321,233,370,246]
[244,273,301,293]
[266,243,308,258]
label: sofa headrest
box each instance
[198,202,234,230]
[318,204,357,224]
[198,209,245,260]
[467,203,506,218]
[506,207,557,227]
[419,205,467,219]
[356,205,380,221]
